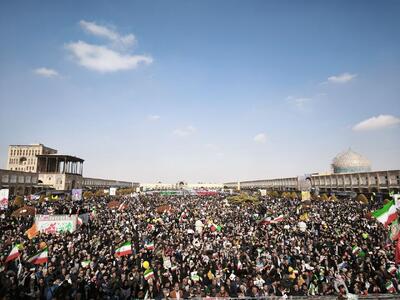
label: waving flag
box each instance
[144,268,155,280]
[5,244,23,263]
[115,242,132,257]
[28,248,48,265]
[372,200,398,227]
[145,241,154,251]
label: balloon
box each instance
[143,261,150,269]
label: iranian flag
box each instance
[372,200,398,226]
[386,281,396,293]
[115,242,132,257]
[270,215,284,224]
[259,215,285,225]
[388,265,397,275]
[144,268,155,280]
[352,246,361,255]
[5,244,23,263]
[81,260,91,268]
[389,219,400,241]
[28,248,48,265]
[145,241,154,251]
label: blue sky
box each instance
[0,0,399,183]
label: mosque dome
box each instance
[332,149,371,174]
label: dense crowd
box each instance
[0,192,399,299]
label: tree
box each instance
[357,194,368,204]
[83,191,93,200]
[269,191,279,198]
[290,192,298,200]
[95,190,104,197]
[280,192,287,198]
[330,194,337,201]
[14,196,24,207]
[321,193,329,201]
[311,194,320,201]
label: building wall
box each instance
[7,144,57,173]
[83,177,137,189]
[0,169,40,196]
[38,173,83,191]
[224,170,400,194]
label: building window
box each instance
[10,175,17,183]
[2,175,9,183]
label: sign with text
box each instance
[109,187,117,196]
[35,214,77,234]
[71,189,82,201]
[0,189,9,210]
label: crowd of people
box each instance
[0,191,399,299]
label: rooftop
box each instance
[37,154,84,162]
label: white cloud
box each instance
[173,126,196,137]
[34,67,59,77]
[353,115,400,131]
[147,115,160,121]
[253,133,267,144]
[287,96,312,109]
[327,72,357,83]
[66,41,152,73]
[79,20,135,49]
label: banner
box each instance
[301,191,311,201]
[71,189,82,201]
[0,189,9,210]
[35,214,77,234]
[109,188,117,196]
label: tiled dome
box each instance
[332,149,371,174]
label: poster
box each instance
[259,189,267,196]
[71,189,82,201]
[301,191,311,201]
[0,189,9,210]
[109,187,117,196]
[35,214,77,234]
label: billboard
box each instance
[35,214,77,234]
[109,187,117,196]
[71,189,82,201]
[0,189,9,210]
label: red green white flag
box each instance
[372,200,398,227]
[28,248,48,265]
[115,242,132,257]
[386,281,395,293]
[144,268,155,280]
[145,241,154,251]
[390,219,400,241]
[5,244,23,263]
